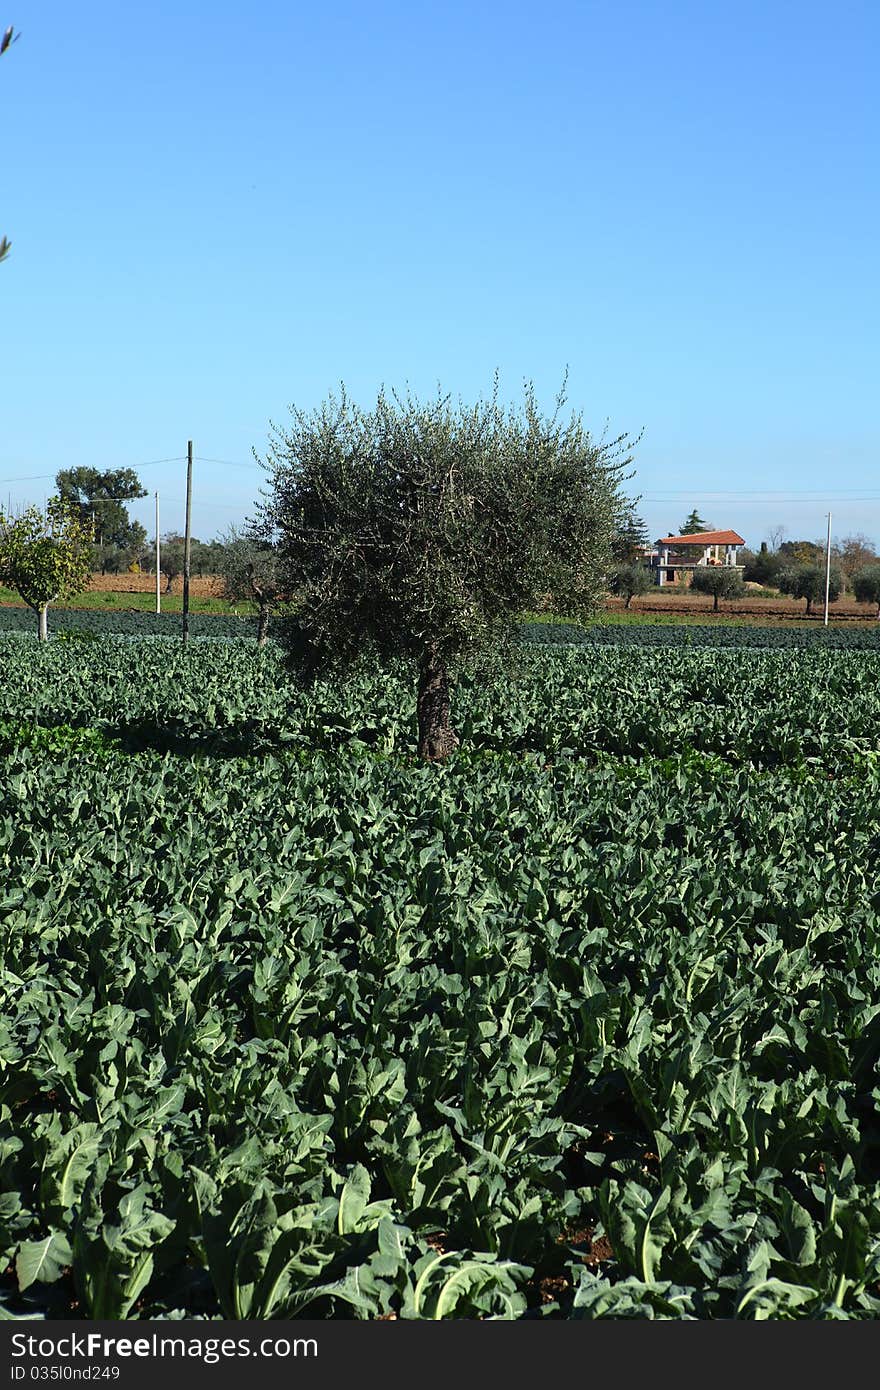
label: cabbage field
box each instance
[3,629,880,1319]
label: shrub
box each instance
[608,563,652,609]
[852,565,880,617]
[777,564,842,615]
[690,566,746,612]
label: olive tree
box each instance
[608,562,651,609]
[778,564,842,615]
[257,380,637,760]
[215,525,285,646]
[159,534,186,593]
[690,566,745,611]
[0,501,93,638]
[852,565,880,617]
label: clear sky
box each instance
[3,0,877,549]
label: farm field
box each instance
[3,631,880,1319]
[605,590,880,625]
[5,572,880,629]
[0,575,246,617]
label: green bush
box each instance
[777,564,842,615]
[852,565,880,616]
[607,563,652,609]
[689,566,745,611]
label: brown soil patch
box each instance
[538,1275,570,1305]
[558,1224,614,1268]
[86,572,222,597]
[607,593,879,624]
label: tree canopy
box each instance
[608,562,651,609]
[215,525,285,646]
[690,565,745,611]
[611,507,650,562]
[836,534,877,581]
[0,501,93,638]
[679,509,711,535]
[852,565,880,616]
[778,563,842,615]
[55,467,147,556]
[778,539,824,566]
[257,379,638,759]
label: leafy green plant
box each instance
[3,629,880,1319]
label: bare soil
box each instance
[609,592,880,624]
[87,573,222,597]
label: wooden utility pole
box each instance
[823,511,832,627]
[155,491,161,614]
[182,441,193,643]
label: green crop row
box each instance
[1,638,879,773]
[0,609,256,640]
[4,605,880,650]
[3,743,880,1318]
[518,621,880,650]
[3,637,880,1319]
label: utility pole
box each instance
[823,511,832,627]
[155,491,161,615]
[183,441,193,644]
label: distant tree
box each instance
[92,543,124,575]
[679,509,712,535]
[690,566,746,611]
[258,379,637,760]
[215,526,285,646]
[608,562,652,609]
[779,539,823,566]
[159,533,187,593]
[765,525,787,552]
[194,539,228,577]
[187,539,209,578]
[55,467,148,566]
[778,564,842,615]
[0,500,93,639]
[1,26,19,265]
[742,541,783,588]
[611,507,650,562]
[852,565,880,617]
[836,534,877,583]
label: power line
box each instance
[640,488,880,497]
[0,456,187,486]
[642,494,880,504]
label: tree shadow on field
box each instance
[8,715,413,761]
[109,717,304,759]
[107,715,403,759]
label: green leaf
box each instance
[16,1233,72,1290]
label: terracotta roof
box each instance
[657,530,745,546]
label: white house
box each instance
[648,530,745,587]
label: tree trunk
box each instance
[806,597,813,615]
[417,646,459,762]
[257,604,269,648]
[164,574,173,594]
[713,593,719,612]
[37,604,48,641]
[625,593,632,609]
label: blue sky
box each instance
[2,0,877,548]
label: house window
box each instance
[666,569,675,582]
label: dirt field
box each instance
[17,574,880,626]
[87,573,222,597]
[608,591,880,624]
